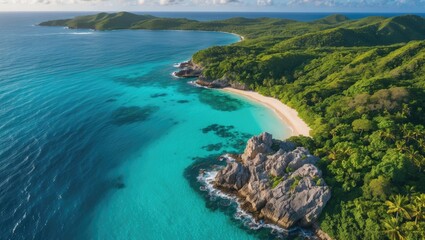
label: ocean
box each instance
[0,11,420,240]
[0,12,291,240]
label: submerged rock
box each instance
[111,105,159,125]
[214,132,331,229]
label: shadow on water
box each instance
[111,106,159,125]
[198,89,245,112]
[113,75,158,88]
[201,124,252,151]
[112,66,180,89]
[202,143,224,152]
[105,98,117,103]
[150,93,168,98]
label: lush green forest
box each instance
[41,12,425,239]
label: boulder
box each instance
[174,68,202,78]
[174,60,202,78]
[215,162,249,191]
[241,132,273,164]
[262,164,331,228]
[214,132,331,229]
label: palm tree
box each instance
[395,140,408,152]
[416,138,425,149]
[403,130,416,144]
[378,129,396,142]
[401,124,413,142]
[383,217,405,240]
[410,153,425,172]
[405,148,423,171]
[408,201,423,225]
[416,194,425,208]
[404,186,416,197]
[413,125,424,140]
[385,195,411,220]
[409,194,425,224]
[328,149,338,161]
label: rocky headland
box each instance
[214,132,331,233]
[174,60,249,89]
[173,60,203,78]
[195,75,250,89]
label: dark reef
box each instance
[111,106,159,125]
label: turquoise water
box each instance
[0,13,290,239]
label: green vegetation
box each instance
[41,12,425,239]
[290,175,302,191]
[269,175,284,188]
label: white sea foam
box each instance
[187,81,209,89]
[24,32,95,37]
[173,60,190,68]
[196,156,309,237]
[171,72,181,78]
[12,212,26,234]
[68,32,94,35]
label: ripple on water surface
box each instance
[0,13,292,240]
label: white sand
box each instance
[222,88,311,137]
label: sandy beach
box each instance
[222,88,311,137]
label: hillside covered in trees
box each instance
[41,12,425,239]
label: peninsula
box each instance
[40,12,425,240]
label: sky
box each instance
[1,0,425,12]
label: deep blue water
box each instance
[137,11,425,21]
[4,11,425,22]
[1,11,423,240]
[0,13,290,240]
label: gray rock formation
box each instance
[214,132,331,229]
[174,60,202,78]
[175,59,249,89]
[195,79,230,88]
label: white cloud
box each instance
[159,0,170,4]
[2,0,425,9]
[286,0,337,7]
[257,0,271,5]
[210,0,240,4]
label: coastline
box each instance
[221,87,311,137]
[173,30,308,138]
[38,15,328,239]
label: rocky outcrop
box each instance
[195,78,248,90]
[229,81,249,90]
[173,60,202,78]
[195,78,230,88]
[174,59,249,90]
[214,132,331,229]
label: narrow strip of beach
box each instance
[221,88,311,137]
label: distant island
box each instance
[40,12,425,240]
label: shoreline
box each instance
[221,87,311,137]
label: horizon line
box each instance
[1,10,425,13]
